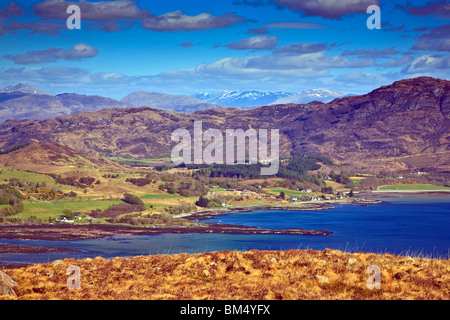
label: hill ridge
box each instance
[0,77,448,172]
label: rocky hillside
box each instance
[0,77,448,172]
[0,142,129,173]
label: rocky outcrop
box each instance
[0,270,18,297]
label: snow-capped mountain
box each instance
[192,92,216,101]
[122,91,225,113]
[193,89,345,108]
[195,90,292,109]
[0,83,52,96]
[271,89,343,105]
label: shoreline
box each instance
[181,198,384,220]
[0,198,382,243]
[0,219,333,243]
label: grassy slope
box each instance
[17,200,122,220]
[0,167,56,187]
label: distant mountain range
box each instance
[270,89,344,105]
[0,83,131,123]
[193,91,293,109]
[193,89,344,109]
[121,91,225,113]
[0,83,52,96]
[0,83,346,123]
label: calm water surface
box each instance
[1,196,449,264]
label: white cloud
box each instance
[3,43,98,64]
[141,10,245,31]
[225,35,278,50]
[402,55,450,74]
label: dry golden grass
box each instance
[1,249,449,300]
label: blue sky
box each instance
[0,0,449,99]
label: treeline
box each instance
[180,156,329,182]
[47,174,100,189]
[6,178,77,200]
[126,178,153,187]
[327,172,355,188]
[158,179,209,197]
[195,193,239,208]
[164,203,197,215]
[0,185,24,217]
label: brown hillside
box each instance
[1,249,449,300]
[0,142,129,174]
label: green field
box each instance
[17,199,123,220]
[140,193,182,199]
[349,177,365,187]
[0,167,56,186]
[378,184,450,191]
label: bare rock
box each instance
[0,270,18,297]
[51,259,64,266]
[315,275,329,284]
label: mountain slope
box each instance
[194,90,345,108]
[0,77,448,172]
[0,83,52,96]
[200,90,292,108]
[271,89,343,105]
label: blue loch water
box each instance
[0,196,449,264]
